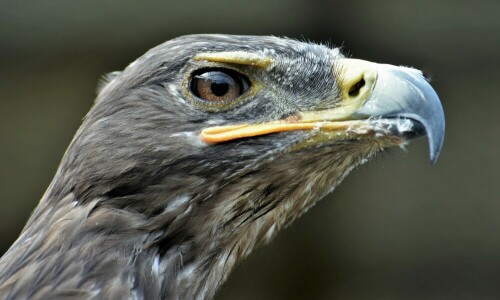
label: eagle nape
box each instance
[0,34,445,300]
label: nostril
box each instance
[348,78,365,97]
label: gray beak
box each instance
[355,64,445,163]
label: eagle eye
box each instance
[190,69,250,102]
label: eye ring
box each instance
[190,68,250,102]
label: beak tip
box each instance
[429,146,440,164]
[426,114,445,164]
[429,129,445,164]
[426,101,445,164]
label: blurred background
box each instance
[0,0,499,299]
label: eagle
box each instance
[0,34,444,299]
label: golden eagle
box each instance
[0,35,444,299]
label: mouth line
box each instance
[301,117,426,145]
[361,116,426,139]
[200,117,425,145]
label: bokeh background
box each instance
[1,0,499,299]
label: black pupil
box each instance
[211,81,229,96]
[199,71,237,97]
[205,72,235,97]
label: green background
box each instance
[0,0,499,299]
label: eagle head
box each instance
[0,35,444,300]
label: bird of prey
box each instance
[0,34,444,299]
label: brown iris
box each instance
[190,69,249,102]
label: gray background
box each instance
[1,0,499,299]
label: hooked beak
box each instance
[352,63,445,163]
